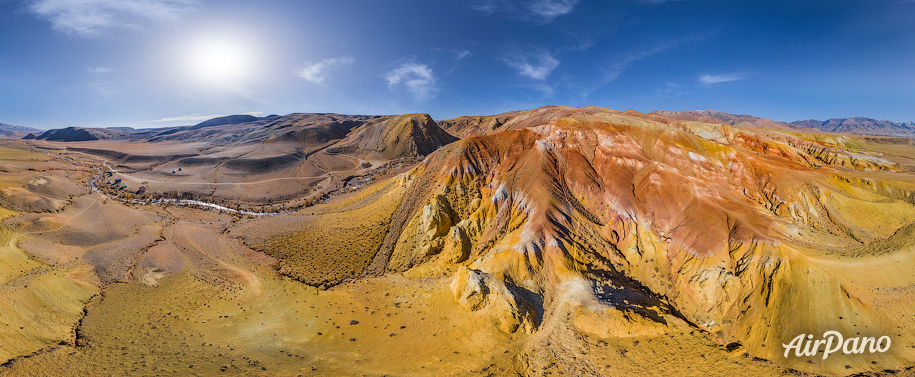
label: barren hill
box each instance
[34,126,136,142]
[188,114,258,130]
[143,113,376,147]
[328,113,459,160]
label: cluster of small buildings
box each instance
[103,177,146,194]
[105,177,127,190]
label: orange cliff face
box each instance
[369,106,915,375]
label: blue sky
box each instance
[2,0,915,129]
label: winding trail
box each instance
[8,195,102,246]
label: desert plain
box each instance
[1,106,915,376]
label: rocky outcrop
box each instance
[450,266,487,311]
[388,194,459,269]
[441,225,470,263]
[450,266,537,334]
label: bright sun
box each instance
[185,35,253,85]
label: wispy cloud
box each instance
[385,62,438,102]
[528,0,578,19]
[559,31,598,52]
[698,72,749,85]
[86,66,112,74]
[29,0,199,37]
[295,57,355,85]
[638,72,748,102]
[502,49,560,80]
[637,82,694,101]
[88,81,115,96]
[601,39,698,83]
[527,83,555,98]
[536,36,704,101]
[455,50,472,60]
[472,0,579,22]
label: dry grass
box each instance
[233,178,406,287]
[0,271,526,376]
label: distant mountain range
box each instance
[0,122,43,138]
[791,117,915,137]
[653,110,915,137]
[7,110,915,143]
[650,109,800,130]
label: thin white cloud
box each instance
[636,82,693,101]
[456,50,472,60]
[560,32,598,52]
[295,57,355,85]
[602,42,682,83]
[502,50,560,80]
[472,0,578,22]
[528,0,578,19]
[88,81,115,96]
[29,0,199,37]
[86,66,112,74]
[600,35,706,84]
[698,73,748,85]
[542,36,703,101]
[528,83,555,98]
[385,62,438,102]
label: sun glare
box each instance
[185,35,253,85]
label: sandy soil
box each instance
[2,106,915,376]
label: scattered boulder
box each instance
[441,226,470,263]
[450,266,537,334]
[417,194,455,256]
[450,266,486,311]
